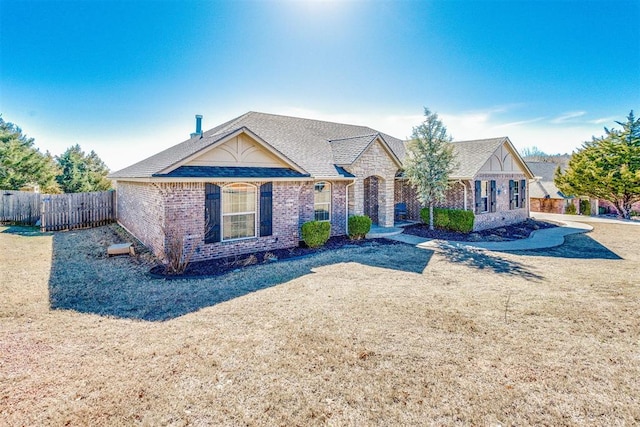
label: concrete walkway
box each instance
[385,215,598,252]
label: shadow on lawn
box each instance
[48,228,433,322]
[1,225,52,237]
[436,243,544,282]
[507,232,622,260]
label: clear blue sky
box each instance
[1,0,639,171]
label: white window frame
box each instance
[314,181,331,222]
[221,183,257,242]
[480,180,489,213]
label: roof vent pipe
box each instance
[190,114,203,138]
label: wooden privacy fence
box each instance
[0,190,41,225]
[0,189,116,232]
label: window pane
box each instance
[314,206,330,221]
[223,214,255,240]
[223,185,256,214]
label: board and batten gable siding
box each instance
[186,133,289,168]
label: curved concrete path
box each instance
[386,215,595,252]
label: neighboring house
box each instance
[527,161,596,215]
[527,161,575,214]
[109,112,533,261]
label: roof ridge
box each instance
[453,136,508,144]
[328,133,379,143]
[249,111,376,131]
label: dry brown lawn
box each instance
[1,222,639,426]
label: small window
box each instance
[513,182,520,208]
[480,181,489,213]
[222,183,256,241]
[314,181,331,221]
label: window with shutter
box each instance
[260,182,272,237]
[205,183,221,243]
[490,180,497,212]
[520,179,527,208]
[509,180,515,210]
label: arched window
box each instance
[314,181,331,221]
[222,183,257,240]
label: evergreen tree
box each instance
[555,111,640,219]
[56,144,112,193]
[0,116,61,193]
[404,108,457,230]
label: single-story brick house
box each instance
[527,161,597,215]
[109,112,534,261]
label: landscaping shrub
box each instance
[348,215,372,240]
[565,203,577,215]
[301,220,331,248]
[420,207,474,233]
[447,209,475,233]
[420,207,449,228]
[580,199,591,216]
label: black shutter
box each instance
[259,182,273,237]
[490,180,497,213]
[509,180,515,210]
[205,183,220,243]
[520,179,527,209]
[474,180,482,214]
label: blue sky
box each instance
[1,0,639,171]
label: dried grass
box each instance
[1,223,639,425]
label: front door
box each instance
[363,176,379,225]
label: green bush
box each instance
[565,203,577,215]
[580,199,591,216]
[301,220,331,248]
[447,209,475,233]
[420,207,474,233]
[348,215,372,240]
[420,207,448,228]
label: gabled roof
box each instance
[448,137,534,180]
[527,161,569,199]
[110,112,406,179]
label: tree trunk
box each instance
[429,204,434,231]
[614,199,631,220]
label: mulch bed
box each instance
[402,218,558,242]
[150,236,401,279]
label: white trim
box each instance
[221,183,258,241]
[314,181,332,222]
[345,181,355,234]
[112,177,313,184]
[158,127,308,176]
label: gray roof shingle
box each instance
[110,112,406,179]
[527,161,568,199]
[448,137,508,179]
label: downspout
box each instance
[456,180,467,211]
[345,181,354,234]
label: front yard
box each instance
[1,222,639,425]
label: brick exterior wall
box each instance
[344,140,400,227]
[116,181,166,257]
[298,181,348,237]
[472,173,529,231]
[530,197,567,214]
[117,179,350,262]
[395,175,529,231]
[395,179,472,221]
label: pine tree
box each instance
[555,111,640,219]
[0,116,61,193]
[56,144,112,193]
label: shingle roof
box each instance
[527,161,568,199]
[448,137,508,179]
[110,112,406,179]
[157,166,310,179]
